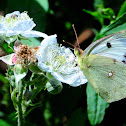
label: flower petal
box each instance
[12,20,36,32]
[52,68,88,86]
[21,30,48,38]
[0,53,15,65]
[37,34,57,62]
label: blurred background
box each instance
[0,0,126,126]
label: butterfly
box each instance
[75,30,126,103]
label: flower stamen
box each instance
[14,44,37,66]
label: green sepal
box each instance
[6,66,15,87]
[14,64,28,85]
[3,35,17,44]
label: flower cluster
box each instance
[0,11,88,88]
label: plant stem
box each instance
[17,81,24,126]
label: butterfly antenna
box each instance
[63,40,75,47]
[63,40,74,50]
[72,24,80,48]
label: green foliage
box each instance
[86,84,109,125]
[117,1,126,18]
[101,12,126,35]
[0,119,11,126]
[83,0,115,26]
[21,37,41,47]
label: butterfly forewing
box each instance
[83,31,126,63]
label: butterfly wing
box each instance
[83,30,126,63]
[82,54,126,103]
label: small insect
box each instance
[75,30,126,103]
[11,14,18,18]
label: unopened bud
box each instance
[46,79,63,94]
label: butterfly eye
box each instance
[106,42,112,48]
[11,14,18,18]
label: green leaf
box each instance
[117,1,126,18]
[35,0,49,12]
[0,119,11,126]
[21,37,41,47]
[83,7,115,26]
[83,9,104,25]
[101,12,126,35]
[93,0,104,9]
[86,83,109,125]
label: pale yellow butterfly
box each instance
[75,30,126,103]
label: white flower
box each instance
[37,35,88,87]
[0,11,48,43]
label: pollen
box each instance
[15,44,37,66]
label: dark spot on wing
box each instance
[75,63,78,67]
[122,60,126,64]
[124,54,126,58]
[107,42,112,48]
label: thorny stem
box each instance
[17,81,24,126]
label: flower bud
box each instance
[46,79,63,94]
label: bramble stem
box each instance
[17,81,24,126]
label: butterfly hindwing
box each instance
[82,54,126,103]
